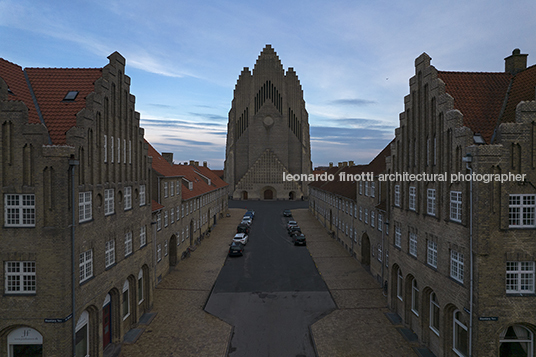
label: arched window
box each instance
[75,310,89,357]
[429,292,440,335]
[500,325,533,357]
[411,279,419,316]
[138,269,144,304]
[453,310,468,356]
[397,269,403,300]
[122,280,130,320]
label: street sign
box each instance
[478,316,498,321]
[44,314,72,323]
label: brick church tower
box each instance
[224,45,312,200]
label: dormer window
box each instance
[7,87,14,95]
[63,91,79,101]
[188,182,193,190]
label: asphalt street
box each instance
[205,200,336,357]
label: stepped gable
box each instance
[499,64,536,126]
[253,44,284,75]
[0,58,40,124]
[437,71,511,144]
[24,67,102,145]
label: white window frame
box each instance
[79,191,92,223]
[397,269,403,301]
[430,292,440,335]
[140,225,147,247]
[453,310,468,357]
[499,325,533,357]
[411,279,419,316]
[509,194,536,228]
[359,181,363,195]
[105,239,115,268]
[364,209,368,224]
[122,280,130,320]
[125,232,133,256]
[394,185,400,207]
[104,189,114,216]
[170,209,174,223]
[164,182,168,198]
[427,240,438,268]
[365,182,369,196]
[4,194,36,227]
[139,185,146,206]
[506,261,535,294]
[164,211,169,227]
[359,207,363,221]
[371,211,375,228]
[427,189,436,216]
[450,191,462,222]
[5,261,36,294]
[138,269,144,304]
[395,224,401,248]
[157,244,162,262]
[409,232,417,257]
[124,186,132,210]
[79,250,93,284]
[378,213,383,231]
[450,250,464,283]
[170,181,174,196]
[164,240,168,256]
[409,186,416,211]
[371,182,375,198]
[157,213,162,231]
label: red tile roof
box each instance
[152,200,164,212]
[437,71,512,143]
[25,67,102,145]
[500,64,536,126]
[0,58,40,124]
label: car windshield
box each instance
[288,221,296,225]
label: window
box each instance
[378,244,382,262]
[164,240,168,256]
[4,194,36,227]
[157,213,162,231]
[75,310,89,357]
[371,211,375,227]
[79,192,92,223]
[176,181,180,195]
[500,325,533,357]
[395,224,401,248]
[378,214,383,231]
[409,186,416,211]
[359,207,363,221]
[365,182,369,196]
[122,280,130,320]
[427,240,438,268]
[430,293,440,335]
[394,185,400,207]
[509,194,536,228]
[5,261,36,294]
[164,182,168,198]
[397,270,403,300]
[359,181,363,195]
[105,240,115,268]
[411,279,419,315]
[409,232,417,257]
[170,209,174,223]
[453,310,468,356]
[450,191,462,222]
[364,209,368,224]
[450,250,464,283]
[164,211,169,227]
[157,244,162,262]
[140,225,147,247]
[124,187,132,210]
[371,182,375,197]
[170,182,174,196]
[63,90,79,101]
[506,261,535,294]
[79,250,93,283]
[354,205,357,218]
[104,135,108,163]
[104,189,114,215]
[125,232,133,256]
[427,189,436,216]
[139,185,146,206]
[177,207,180,221]
[138,269,144,304]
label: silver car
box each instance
[233,233,249,245]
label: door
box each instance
[103,303,111,348]
[264,189,273,200]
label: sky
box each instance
[1,0,535,169]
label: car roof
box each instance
[234,233,246,237]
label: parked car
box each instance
[245,210,255,219]
[287,220,298,230]
[237,224,250,234]
[229,241,245,256]
[233,233,249,245]
[292,233,306,246]
[283,209,292,217]
[288,226,302,236]
[241,216,253,226]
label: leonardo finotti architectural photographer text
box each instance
[282,171,527,184]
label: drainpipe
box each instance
[463,153,474,356]
[69,156,79,357]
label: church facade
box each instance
[224,45,312,200]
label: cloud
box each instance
[329,98,376,106]
[188,112,228,122]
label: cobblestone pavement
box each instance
[119,209,245,357]
[293,209,418,357]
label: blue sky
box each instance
[1,0,535,169]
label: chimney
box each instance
[505,49,528,75]
[343,161,348,167]
[349,161,355,166]
[162,153,173,164]
[329,162,333,168]
[189,160,195,166]
[338,162,343,168]
[194,161,199,166]
[203,161,208,167]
